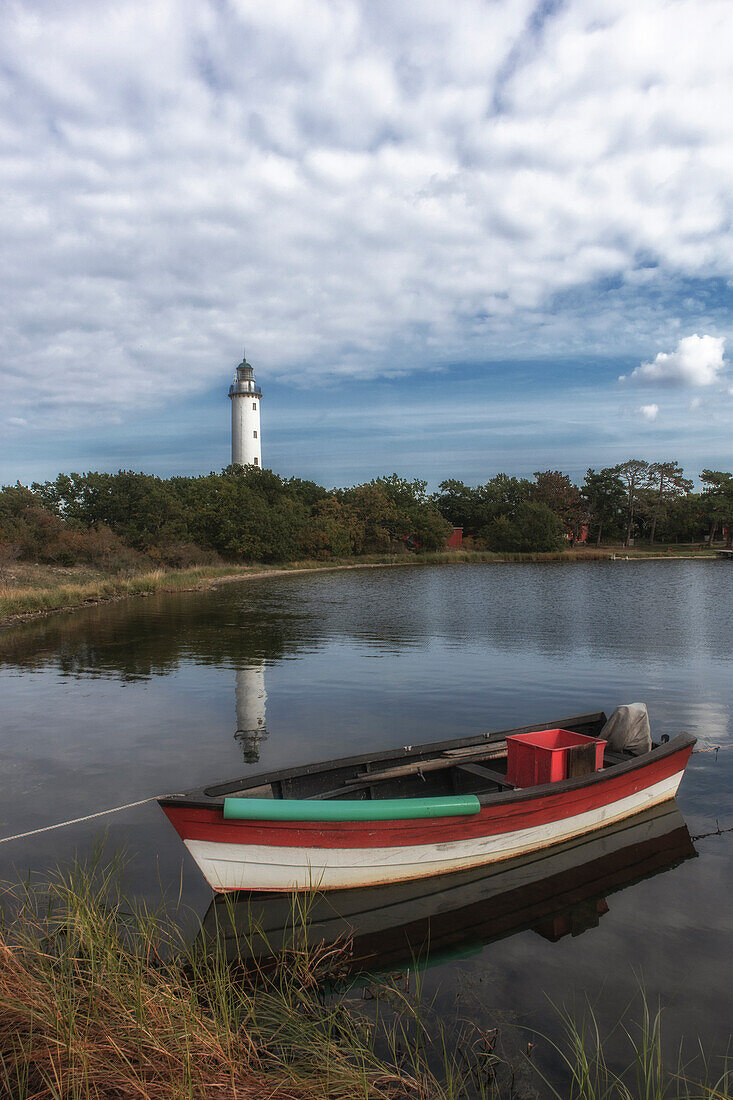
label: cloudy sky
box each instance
[2,0,733,488]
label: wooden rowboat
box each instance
[158,711,695,893]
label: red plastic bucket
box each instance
[506,728,605,788]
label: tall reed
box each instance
[527,996,731,1100]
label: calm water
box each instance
[1,562,731,1064]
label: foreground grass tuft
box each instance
[528,996,731,1100]
[0,859,427,1100]
[0,859,730,1100]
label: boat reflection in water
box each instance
[197,800,696,974]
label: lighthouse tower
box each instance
[229,352,262,466]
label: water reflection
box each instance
[1,562,731,681]
[235,662,268,763]
[198,801,696,976]
[0,586,308,679]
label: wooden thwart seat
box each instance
[355,743,508,785]
[455,762,515,789]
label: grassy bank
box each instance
[0,860,426,1100]
[0,558,416,623]
[0,546,719,626]
[0,861,729,1100]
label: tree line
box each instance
[436,461,732,550]
[1,459,731,569]
[0,469,450,568]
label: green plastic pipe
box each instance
[222,794,481,822]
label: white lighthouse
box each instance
[229,352,262,467]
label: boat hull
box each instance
[162,740,692,892]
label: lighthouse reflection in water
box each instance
[234,661,268,763]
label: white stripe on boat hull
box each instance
[184,771,684,892]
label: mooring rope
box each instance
[0,795,166,845]
[691,821,733,842]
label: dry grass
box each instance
[0,859,426,1100]
[0,565,271,623]
[0,561,110,590]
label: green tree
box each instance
[433,480,477,529]
[613,460,653,547]
[298,497,355,559]
[373,474,430,508]
[0,484,62,561]
[375,475,449,549]
[434,475,533,537]
[483,474,533,514]
[582,468,626,546]
[655,493,707,543]
[0,482,140,568]
[646,462,693,544]
[701,470,733,548]
[483,501,565,553]
[338,482,409,552]
[33,470,186,550]
[340,475,449,552]
[532,470,586,537]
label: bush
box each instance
[481,501,565,553]
[148,542,222,569]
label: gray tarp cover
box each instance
[600,703,652,756]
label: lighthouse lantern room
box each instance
[229,352,262,467]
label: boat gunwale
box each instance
[159,713,695,816]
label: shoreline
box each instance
[0,547,720,628]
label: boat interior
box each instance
[196,711,650,806]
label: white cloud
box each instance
[7,416,28,426]
[2,0,733,427]
[639,404,659,421]
[624,334,726,387]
